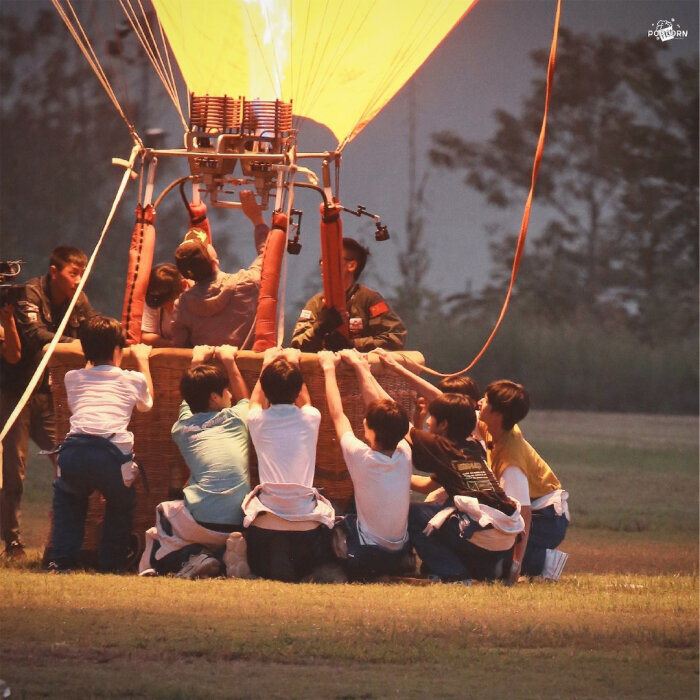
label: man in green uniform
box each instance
[290,238,406,352]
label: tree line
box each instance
[391,29,698,414]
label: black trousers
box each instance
[245,524,333,582]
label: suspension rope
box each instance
[118,0,188,131]
[0,146,141,445]
[414,0,562,380]
[51,0,143,147]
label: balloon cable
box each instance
[416,0,562,380]
[52,0,143,148]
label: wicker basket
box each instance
[47,346,424,564]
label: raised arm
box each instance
[340,348,390,405]
[191,344,214,367]
[240,189,269,255]
[216,344,249,401]
[282,347,311,407]
[319,351,353,441]
[250,346,281,410]
[372,348,441,404]
[129,343,154,411]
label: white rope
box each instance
[52,0,142,146]
[0,145,141,445]
[119,0,188,131]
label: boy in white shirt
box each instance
[370,349,524,583]
[49,316,153,573]
[241,347,335,582]
[319,350,413,580]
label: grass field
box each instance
[1,410,698,698]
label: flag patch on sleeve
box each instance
[369,301,389,317]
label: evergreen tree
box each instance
[429,29,699,344]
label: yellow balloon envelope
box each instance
[152,0,477,150]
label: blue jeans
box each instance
[408,502,512,581]
[51,435,135,572]
[522,505,569,576]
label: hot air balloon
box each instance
[52,0,478,347]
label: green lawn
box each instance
[1,410,698,698]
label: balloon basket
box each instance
[44,346,423,568]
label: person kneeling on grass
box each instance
[48,316,153,573]
[478,380,570,583]
[235,346,338,583]
[139,344,252,580]
[372,349,524,583]
[319,350,413,581]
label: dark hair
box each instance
[365,399,409,452]
[79,315,126,365]
[437,376,481,407]
[146,263,182,308]
[428,393,476,443]
[180,363,229,414]
[342,238,369,280]
[50,246,87,272]
[485,380,530,431]
[260,358,303,405]
[174,239,215,282]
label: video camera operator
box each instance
[0,261,23,366]
[1,247,95,559]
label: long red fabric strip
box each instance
[417,0,562,379]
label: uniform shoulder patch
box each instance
[369,300,389,318]
[18,300,39,323]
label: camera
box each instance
[0,260,25,306]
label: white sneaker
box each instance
[541,549,568,581]
[224,532,253,579]
[175,552,221,580]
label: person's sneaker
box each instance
[440,575,473,586]
[175,552,221,580]
[224,532,253,579]
[541,549,568,581]
[4,540,26,559]
[47,561,71,574]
